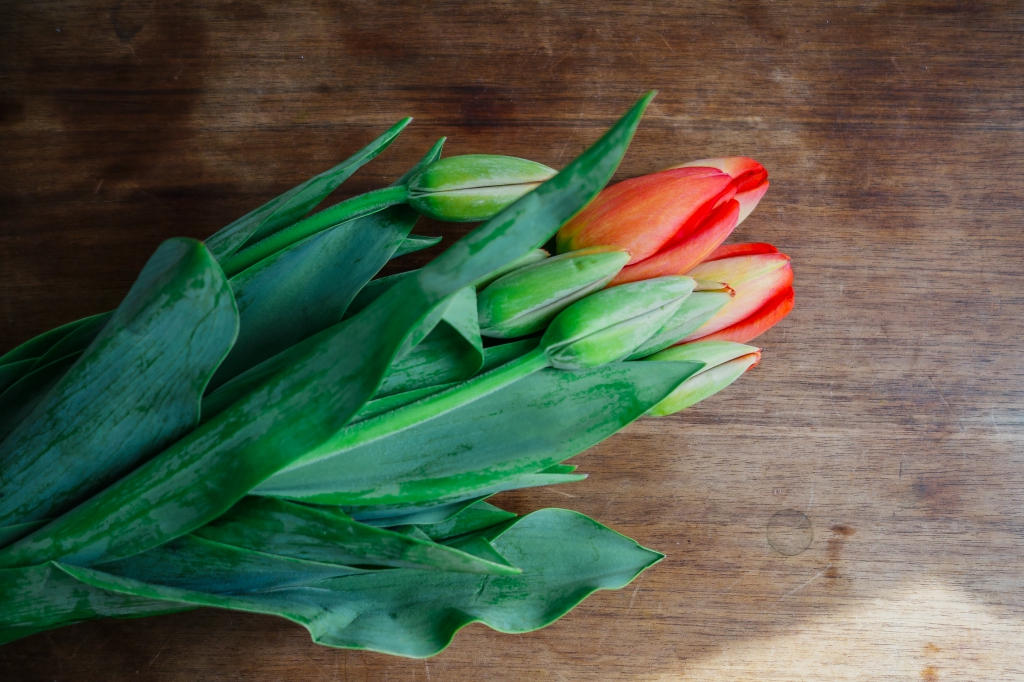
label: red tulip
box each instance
[555,157,769,286]
[680,243,794,344]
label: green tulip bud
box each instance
[477,246,630,339]
[407,155,557,222]
[626,282,734,359]
[643,341,760,416]
[540,276,695,370]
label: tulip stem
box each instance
[220,185,410,278]
[265,348,550,478]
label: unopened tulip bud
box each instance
[682,243,794,343]
[643,341,761,415]
[626,282,734,359]
[541,276,695,370]
[407,155,557,222]
[478,247,630,338]
[555,157,769,284]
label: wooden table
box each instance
[2,1,1022,679]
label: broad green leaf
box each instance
[0,239,238,544]
[374,324,476,398]
[337,471,586,516]
[63,508,662,658]
[209,206,422,389]
[199,286,474,424]
[27,312,113,372]
[254,360,699,507]
[207,141,446,390]
[92,534,364,593]
[0,312,108,368]
[0,562,192,646]
[0,500,517,645]
[0,521,47,548]
[219,187,411,278]
[348,383,458,424]
[0,536,357,645]
[0,353,79,443]
[344,270,418,319]
[349,496,489,526]
[393,234,441,258]
[205,118,411,260]
[0,313,114,430]
[479,338,541,373]
[375,287,482,398]
[440,534,513,568]
[216,138,446,277]
[412,501,518,541]
[0,93,653,568]
[0,133,432,410]
[0,359,34,394]
[191,497,518,575]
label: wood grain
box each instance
[2,1,1023,679]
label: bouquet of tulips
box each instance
[0,92,792,657]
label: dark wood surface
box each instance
[3,1,1023,679]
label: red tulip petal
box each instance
[609,199,739,285]
[688,252,791,286]
[736,180,769,224]
[676,158,769,223]
[677,157,764,180]
[678,157,767,191]
[692,287,794,344]
[705,242,779,262]
[681,257,792,340]
[556,167,732,262]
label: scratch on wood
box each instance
[779,564,831,603]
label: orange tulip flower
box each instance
[555,157,769,285]
[681,242,794,344]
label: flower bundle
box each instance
[0,92,792,658]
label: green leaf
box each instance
[375,287,483,398]
[191,497,519,575]
[254,360,699,507]
[0,313,114,428]
[0,134,434,402]
[348,383,457,424]
[0,500,516,645]
[0,521,47,548]
[0,535,359,645]
[349,496,489,526]
[0,239,238,543]
[218,137,442,278]
[220,187,412,278]
[207,140,448,390]
[413,501,518,541]
[0,562,192,646]
[210,206,422,390]
[0,312,108,368]
[92,534,364,593]
[343,271,417,319]
[0,353,79,443]
[26,312,114,373]
[0,93,653,569]
[393,234,441,258]
[199,286,476,424]
[62,508,662,658]
[205,118,411,260]
[479,338,541,373]
[0,360,35,394]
